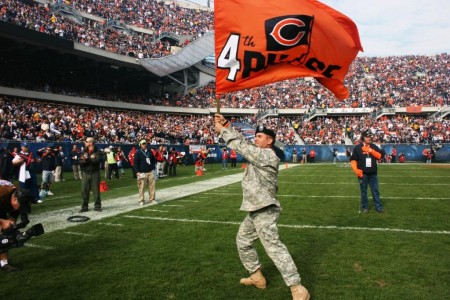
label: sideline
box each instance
[29,164,298,234]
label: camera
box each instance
[0,220,44,253]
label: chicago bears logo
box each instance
[265,15,314,51]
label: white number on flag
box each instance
[217,34,241,81]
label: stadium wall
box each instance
[1,142,448,176]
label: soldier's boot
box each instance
[290,285,310,300]
[240,268,266,289]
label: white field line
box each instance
[24,243,55,250]
[123,215,450,235]
[161,205,184,207]
[276,182,450,186]
[64,231,95,237]
[201,192,450,200]
[98,222,124,227]
[145,209,169,213]
[287,175,450,178]
[178,200,199,203]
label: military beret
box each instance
[255,125,276,139]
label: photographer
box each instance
[0,180,34,272]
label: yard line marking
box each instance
[278,195,450,200]
[286,175,450,178]
[277,182,450,186]
[99,222,124,227]
[145,209,169,212]
[123,216,449,235]
[64,231,94,237]
[162,204,184,207]
[201,192,449,200]
[43,195,72,200]
[179,200,199,203]
[25,243,55,250]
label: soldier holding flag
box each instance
[215,114,310,300]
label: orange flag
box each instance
[215,0,363,100]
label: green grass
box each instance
[2,163,449,300]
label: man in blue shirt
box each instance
[133,140,156,206]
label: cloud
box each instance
[321,0,450,56]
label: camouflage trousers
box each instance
[236,205,301,286]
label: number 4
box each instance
[217,33,241,81]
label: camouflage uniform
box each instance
[220,125,301,287]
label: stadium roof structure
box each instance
[140,32,215,77]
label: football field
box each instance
[2,163,449,300]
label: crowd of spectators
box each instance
[294,114,450,145]
[0,96,217,145]
[0,1,448,111]
[0,1,449,146]
[0,0,211,58]
[1,96,448,146]
[70,0,214,37]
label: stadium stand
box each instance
[0,0,448,156]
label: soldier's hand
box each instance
[215,114,227,134]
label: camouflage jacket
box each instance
[220,126,280,212]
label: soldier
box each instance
[215,114,310,300]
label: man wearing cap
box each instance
[79,137,102,212]
[133,140,156,206]
[214,114,310,300]
[12,142,41,203]
[350,131,384,213]
[37,145,57,197]
[0,180,35,272]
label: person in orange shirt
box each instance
[128,147,137,178]
[308,149,316,163]
[230,149,237,167]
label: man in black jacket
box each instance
[79,137,102,212]
[37,145,56,197]
[350,131,384,213]
[133,139,156,206]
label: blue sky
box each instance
[181,0,450,57]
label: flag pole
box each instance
[216,96,220,114]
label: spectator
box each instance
[70,144,82,180]
[37,145,57,197]
[133,139,156,206]
[55,145,65,182]
[128,146,137,179]
[79,137,102,212]
[12,143,42,204]
[221,147,228,169]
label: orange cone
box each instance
[196,168,203,176]
[100,180,109,192]
[241,163,247,169]
[285,162,288,168]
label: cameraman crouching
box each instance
[0,180,34,272]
